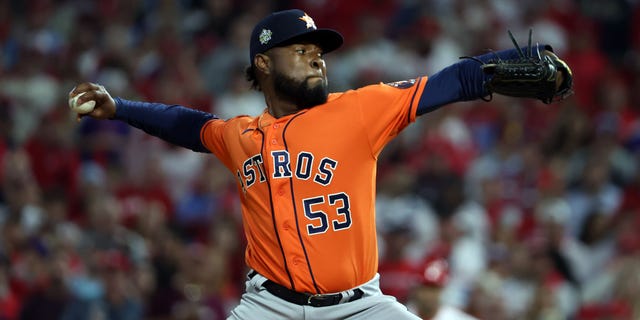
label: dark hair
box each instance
[244,65,261,91]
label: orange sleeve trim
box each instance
[199,118,217,152]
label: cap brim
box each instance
[278,29,344,54]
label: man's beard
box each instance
[273,70,329,109]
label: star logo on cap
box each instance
[299,13,317,29]
[259,28,272,44]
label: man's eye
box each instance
[296,49,305,54]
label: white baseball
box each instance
[69,92,96,114]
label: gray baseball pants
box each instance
[227,271,422,320]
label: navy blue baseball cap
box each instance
[249,9,343,65]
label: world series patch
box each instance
[384,79,417,89]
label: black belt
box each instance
[248,270,365,307]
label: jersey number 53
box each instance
[302,192,352,235]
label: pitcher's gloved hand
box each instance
[464,29,573,104]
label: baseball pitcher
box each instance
[68,9,572,320]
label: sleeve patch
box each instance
[384,79,417,89]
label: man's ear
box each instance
[255,54,271,75]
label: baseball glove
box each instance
[464,29,573,104]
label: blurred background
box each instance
[0,0,639,319]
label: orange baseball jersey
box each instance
[201,77,428,294]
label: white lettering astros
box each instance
[236,151,338,193]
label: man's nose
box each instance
[310,57,323,69]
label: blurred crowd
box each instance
[0,0,639,319]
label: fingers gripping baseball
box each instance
[68,82,117,120]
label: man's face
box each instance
[268,43,329,109]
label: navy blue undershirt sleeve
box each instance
[416,45,549,115]
[113,98,216,153]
